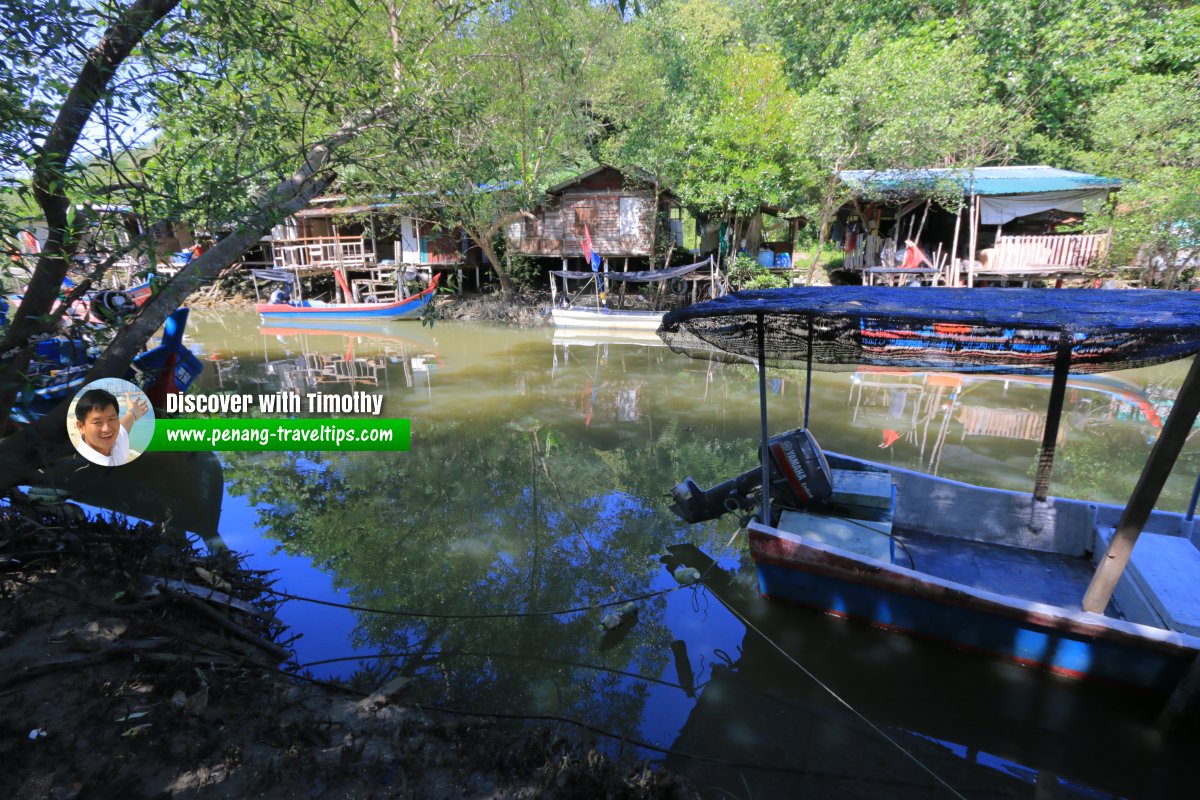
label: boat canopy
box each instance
[251,269,297,284]
[551,256,713,283]
[658,287,1200,375]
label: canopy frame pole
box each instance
[1187,472,1200,521]
[1032,331,1074,502]
[803,315,814,429]
[757,313,771,525]
[1083,354,1200,613]
[566,276,597,308]
[948,197,963,287]
[602,257,609,309]
[967,193,978,288]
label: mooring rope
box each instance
[260,584,684,620]
[712,590,968,800]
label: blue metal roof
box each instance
[839,166,1122,197]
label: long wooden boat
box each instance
[256,274,440,323]
[658,287,1200,698]
[551,307,665,331]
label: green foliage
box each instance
[601,3,804,219]
[505,252,544,292]
[726,253,786,289]
[1080,71,1200,272]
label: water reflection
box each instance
[168,314,1200,798]
[849,369,1169,479]
[663,545,1195,799]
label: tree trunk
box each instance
[805,215,834,286]
[0,104,398,490]
[473,211,534,297]
[477,236,512,296]
[0,0,182,421]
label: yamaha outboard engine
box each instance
[670,428,833,524]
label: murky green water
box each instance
[156,313,1200,797]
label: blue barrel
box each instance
[757,249,775,267]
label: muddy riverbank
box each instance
[183,271,671,326]
[0,501,696,799]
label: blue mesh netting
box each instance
[658,287,1200,375]
[551,256,713,283]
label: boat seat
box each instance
[1097,527,1200,635]
[778,510,894,564]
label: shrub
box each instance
[728,254,789,290]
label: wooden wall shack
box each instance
[506,166,679,262]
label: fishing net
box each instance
[551,256,713,283]
[658,287,1200,375]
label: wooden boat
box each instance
[661,544,1193,799]
[10,308,203,425]
[549,256,714,331]
[256,274,440,323]
[551,307,666,331]
[659,287,1200,702]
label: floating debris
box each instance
[673,566,701,586]
[598,601,638,631]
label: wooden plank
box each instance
[777,509,894,564]
[1123,533,1200,636]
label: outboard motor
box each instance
[670,428,833,524]
[91,289,137,322]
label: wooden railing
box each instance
[271,237,375,271]
[981,233,1109,273]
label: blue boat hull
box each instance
[256,277,438,322]
[750,524,1199,693]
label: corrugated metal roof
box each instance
[294,183,520,217]
[293,204,386,218]
[545,164,671,196]
[839,166,1122,197]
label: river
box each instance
[122,313,1200,798]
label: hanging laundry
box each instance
[899,240,932,270]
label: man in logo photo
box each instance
[74,389,148,466]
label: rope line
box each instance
[260,584,682,620]
[419,703,968,789]
[295,649,708,693]
[711,586,968,800]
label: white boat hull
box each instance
[551,307,664,331]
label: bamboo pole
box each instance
[601,257,608,308]
[949,198,964,287]
[757,313,771,525]
[1082,354,1200,613]
[967,193,979,287]
[619,257,628,308]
